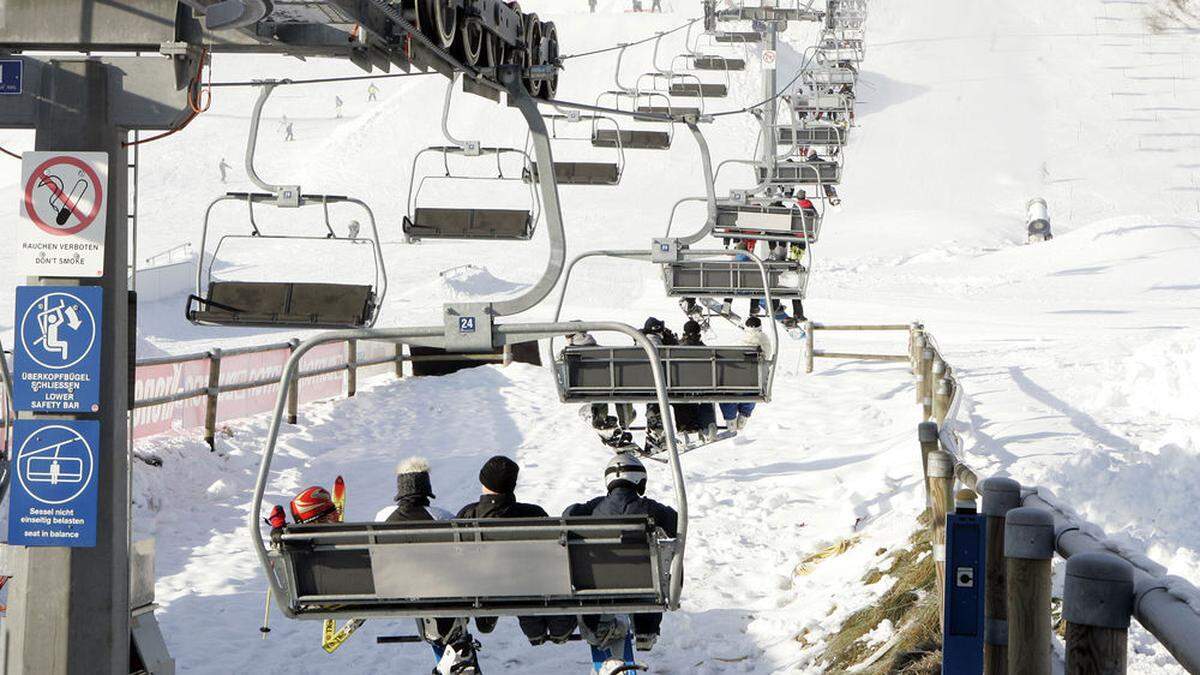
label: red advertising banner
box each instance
[297,342,346,405]
[131,357,210,439]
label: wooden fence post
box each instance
[393,342,405,379]
[346,339,357,398]
[804,321,815,373]
[932,357,950,422]
[503,343,513,367]
[204,348,222,451]
[927,448,955,620]
[912,333,927,402]
[921,346,935,420]
[1005,507,1054,675]
[287,338,300,425]
[1065,552,1134,675]
[980,476,1021,675]
[918,421,939,505]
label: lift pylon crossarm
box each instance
[250,322,689,620]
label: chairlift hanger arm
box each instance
[251,321,688,618]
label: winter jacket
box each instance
[569,332,597,346]
[742,326,774,360]
[563,486,678,537]
[457,492,549,519]
[376,499,453,522]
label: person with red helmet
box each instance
[289,485,339,524]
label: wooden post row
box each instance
[980,476,1021,675]
[1064,552,1134,675]
[918,421,939,505]
[912,333,927,402]
[393,342,405,379]
[204,348,222,450]
[1005,507,1055,675]
[921,346,935,420]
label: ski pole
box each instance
[260,586,272,638]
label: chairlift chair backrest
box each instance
[523,113,625,186]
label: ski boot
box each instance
[634,633,658,652]
[603,430,635,450]
[435,634,482,674]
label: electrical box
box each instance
[650,238,682,263]
[942,512,986,675]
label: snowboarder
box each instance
[218,157,232,183]
[380,458,480,673]
[564,453,678,656]
[457,456,576,645]
[335,95,344,118]
[367,83,379,102]
[719,317,773,431]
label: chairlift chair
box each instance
[775,122,846,148]
[594,91,676,150]
[403,146,541,242]
[188,193,387,329]
[712,201,822,246]
[524,113,625,186]
[759,159,842,186]
[802,66,858,88]
[713,30,763,43]
[253,323,689,621]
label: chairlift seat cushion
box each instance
[528,162,621,186]
[669,83,728,98]
[714,204,819,243]
[714,32,762,43]
[665,260,808,299]
[636,105,701,118]
[692,56,746,71]
[190,281,375,328]
[273,516,670,618]
[558,345,768,403]
[777,125,846,146]
[592,129,671,150]
[404,208,534,241]
[760,161,841,185]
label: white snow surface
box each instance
[3,0,1200,672]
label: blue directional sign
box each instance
[13,286,103,413]
[0,59,22,95]
[7,419,100,547]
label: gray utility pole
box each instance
[759,22,779,181]
[3,59,130,675]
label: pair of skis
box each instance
[321,477,367,654]
[681,299,807,340]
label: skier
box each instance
[570,331,636,445]
[284,121,295,142]
[719,316,773,431]
[589,0,597,12]
[218,157,232,183]
[640,318,678,453]
[380,458,480,674]
[676,320,719,440]
[368,83,379,102]
[805,149,840,205]
[651,0,662,11]
[335,95,344,118]
[564,454,678,656]
[457,456,576,646]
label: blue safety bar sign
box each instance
[12,286,103,413]
[459,317,476,333]
[7,419,100,547]
[0,58,22,95]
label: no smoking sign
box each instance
[18,151,108,277]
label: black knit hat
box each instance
[479,455,519,494]
[395,456,435,501]
[683,319,702,336]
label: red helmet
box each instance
[290,486,337,524]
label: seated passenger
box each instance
[676,320,719,440]
[378,459,479,672]
[458,456,575,646]
[569,330,636,445]
[720,317,774,430]
[564,454,679,652]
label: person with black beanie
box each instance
[457,455,575,645]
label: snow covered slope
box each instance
[4,0,1200,672]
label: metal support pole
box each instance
[980,476,1021,675]
[5,58,131,675]
[759,22,779,181]
[393,343,405,379]
[1005,507,1054,675]
[205,348,222,450]
[286,338,300,425]
[1064,552,1133,675]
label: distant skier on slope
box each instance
[368,83,380,102]
[335,95,344,118]
[457,456,576,646]
[564,454,678,656]
[378,458,481,674]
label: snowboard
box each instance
[696,297,744,329]
[590,631,638,675]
